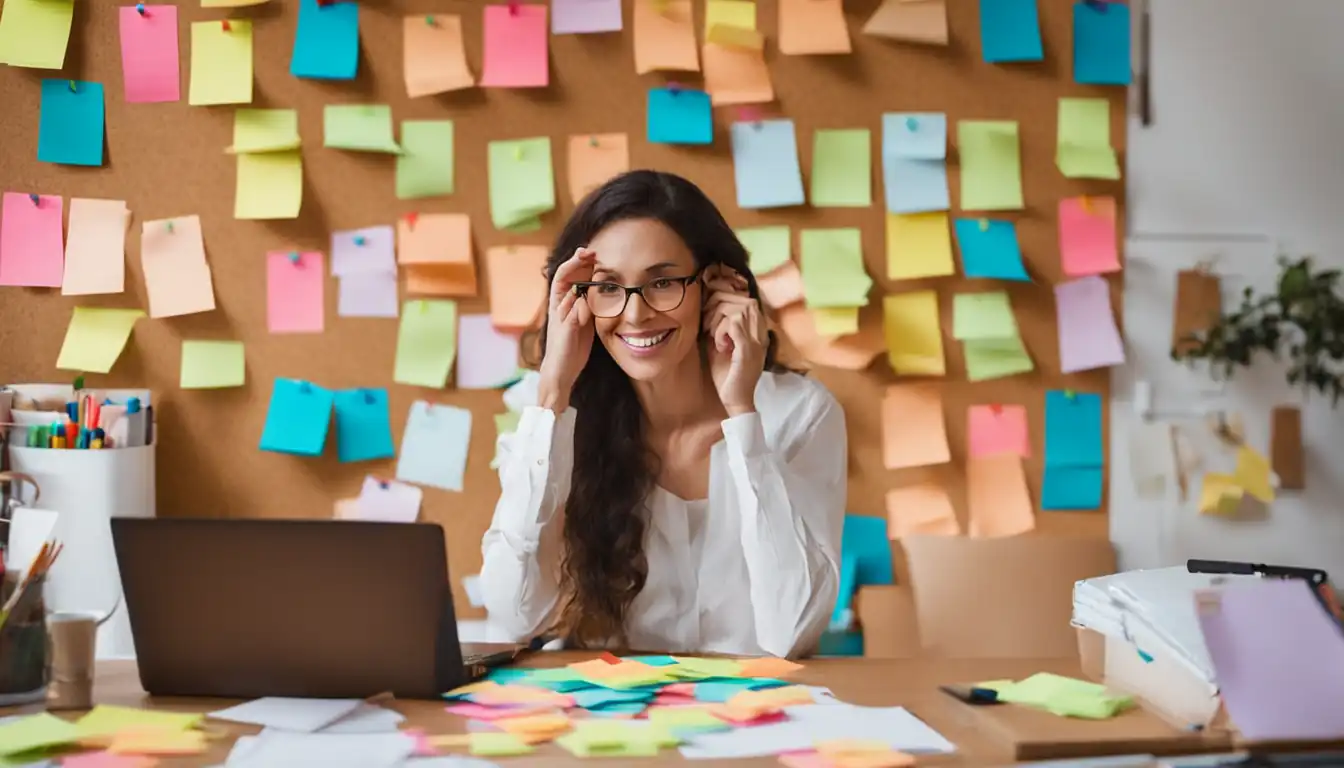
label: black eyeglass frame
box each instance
[570,270,704,318]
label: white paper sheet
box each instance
[678,704,955,759]
[5,507,58,578]
[1128,421,1174,498]
[223,731,414,768]
[209,697,364,733]
[314,703,405,734]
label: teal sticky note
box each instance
[1073,1,1130,85]
[571,689,654,709]
[647,87,712,145]
[694,682,757,703]
[291,0,358,80]
[730,119,804,209]
[333,388,395,463]
[881,112,948,214]
[1042,466,1104,510]
[953,218,1029,281]
[980,0,1042,63]
[842,514,894,585]
[259,378,333,456]
[1044,389,1103,467]
[38,79,104,166]
[624,655,678,667]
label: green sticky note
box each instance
[996,672,1134,719]
[487,137,556,230]
[811,128,872,207]
[963,336,1034,382]
[397,120,455,199]
[55,308,144,374]
[235,150,302,220]
[394,299,458,388]
[504,216,543,233]
[1057,97,1120,180]
[324,104,402,153]
[668,657,745,679]
[0,0,74,69]
[228,109,300,153]
[469,732,534,757]
[189,20,253,106]
[958,120,1024,211]
[74,705,202,740]
[951,292,1018,340]
[798,228,873,308]
[0,713,77,757]
[735,226,790,274]
[180,340,245,389]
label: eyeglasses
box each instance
[571,274,700,318]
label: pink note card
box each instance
[1058,196,1119,277]
[119,5,181,103]
[267,250,326,333]
[1055,275,1125,374]
[0,193,64,287]
[968,404,1030,458]
[141,215,216,318]
[480,4,549,87]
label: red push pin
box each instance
[221,19,231,31]
[990,404,1003,415]
[508,0,520,15]
[404,212,419,229]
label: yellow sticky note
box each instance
[0,0,74,69]
[180,340,245,389]
[109,728,208,755]
[75,705,201,739]
[324,105,402,153]
[706,23,763,49]
[799,228,872,308]
[227,109,300,154]
[469,732,534,757]
[886,212,954,280]
[812,129,872,208]
[813,307,859,337]
[189,20,253,106]
[487,137,556,230]
[394,299,458,388]
[958,120,1024,211]
[235,150,302,220]
[705,0,755,34]
[1199,472,1244,515]
[736,226,791,275]
[55,308,144,374]
[1057,98,1119,180]
[0,713,78,757]
[882,291,945,376]
[1234,446,1275,503]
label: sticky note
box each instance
[0,0,74,69]
[395,299,458,388]
[140,216,216,318]
[458,315,522,389]
[405,264,478,297]
[397,401,472,491]
[553,0,622,33]
[967,454,1036,537]
[118,5,180,104]
[811,129,871,207]
[259,379,334,457]
[74,705,202,739]
[487,137,555,230]
[881,112,949,214]
[267,251,325,333]
[963,336,1034,382]
[953,218,1029,281]
[62,198,130,296]
[189,19,253,106]
[863,0,948,45]
[228,109,300,153]
[350,477,422,523]
[109,728,208,756]
[291,0,358,80]
[969,404,1029,458]
[736,226,790,275]
[980,0,1042,62]
[0,192,63,287]
[881,385,950,469]
[886,483,959,538]
[1042,389,1104,510]
[799,229,871,308]
[397,120,455,199]
[235,150,303,220]
[702,38,773,105]
[404,14,474,97]
[958,120,1023,211]
[325,105,401,153]
[882,291,944,376]
[339,273,399,319]
[568,133,630,203]
[647,87,712,145]
[1199,473,1244,516]
[180,340,245,389]
[812,307,858,337]
[38,80,105,166]
[487,245,548,330]
[333,389,395,463]
[481,3,549,87]
[1055,276,1124,374]
[1058,98,1119,179]
[202,0,268,6]
[398,214,472,268]
[1235,445,1275,503]
[1073,1,1131,86]
[840,514,895,588]
[952,292,1018,340]
[886,213,954,280]
[1059,196,1119,276]
[731,119,805,209]
[55,308,144,374]
[332,225,396,276]
[633,0,698,74]
[778,0,849,54]
[0,713,79,757]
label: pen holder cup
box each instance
[0,581,49,707]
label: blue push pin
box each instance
[288,251,301,264]
[28,194,39,206]
[135,3,146,15]
[353,235,367,246]
[906,117,918,131]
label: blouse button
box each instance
[536,459,545,466]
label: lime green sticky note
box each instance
[180,340,245,389]
[799,228,873,308]
[324,105,402,153]
[397,120,455,199]
[0,0,74,70]
[958,120,1024,211]
[74,705,202,740]
[228,109,299,153]
[1057,98,1119,180]
[189,20,253,106]
[704,0,755,34]
[669,656,745,679]
[952,292,1018,340]
[0,713,78,757]
[394,299,458,388]
[811,129,872,207]
[963,336,1034,382]
[735,226,790,274]
[55,308,144,374]
[996,672,1134,719]
[235,150,302,220]
[469,732,534,757]
[487,137,556,230]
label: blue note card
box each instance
[980,0,1043,63]
[1073,1,1131,85]
[259,378,334,456]
[1043,389,1104,467]
[1042,466,1104,510]
[881,113,949,213]
[953,218,1029,281]
[333,388,395,463]
[396,401,472,491]
[37,80,104,167]
[291,0,359,80]
[730,119,805,209]
[647,87,712,145]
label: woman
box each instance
[480,171,846,659]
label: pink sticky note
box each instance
[1055,275,1125,374]
[1058,196,1119,277]
[444,702,554,720]
[62,752,156,768]
[118,5,180,103]
[267,250,326,333]
[354,476,423,523]
[662,683,697,697]
[552,0,622,34]
[968,404,1030,458]
[0,193,64,287]
[778,751,837,768]
[457,314,521,389]
[480,4,549,87]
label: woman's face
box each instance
[583,218,703,383]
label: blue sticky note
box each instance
[571,688,654,709]
[841,514,895,586]
[588,703,648,717]
[1073,1,1131,85]
[37,80,104,166]
[881,113,949,213]
[818,629,864,658]
[333,388,395,463]
[693,682,756,703]
[953,219,1029,281]
[259,378,334,456]
[1042,466,1104,510]
[624,655,678,667]
[395,401,472,491]
[882,112,946,160]
[291,0,359,80]
[730,119,805,209]
[1043,389,1104,467]
[980,0,1043,63]
[647,88,712,145]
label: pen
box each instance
[90,428,104,450]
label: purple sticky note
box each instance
[457,314,521,389]
[1054,275,1124,374]
[331,225,396,277]
[552,0,622,34]
[0,193,64,287]
[338,272,399,318]
[480,4,549,88]
[118,4,181,103]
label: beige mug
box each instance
[46,611,104,710]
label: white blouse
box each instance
[479,371,847,659]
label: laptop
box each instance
[111,518,527,700]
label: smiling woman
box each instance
[479,170,848,659]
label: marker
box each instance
[90,428,105,450]
[50,424,65,450]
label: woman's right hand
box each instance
[537,247,596,411]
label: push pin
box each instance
[299,381,312,393]
[288,251,301,264]
[1064,389,1077,400]
[404,212,419,229]
[990,403,1003,414]
[905,117,918,131]
[165,220,174,234]
[353,235,367,246]
[666,81,682,94]
[426,16,436,27]
[589,136,599,148]
[513,146,524,161]
[135,3,145,15]
[978,218,989,232]
[508,0,520,15]
[363,389,376,404]
[68,80,77,92]
[28,194,39,206]
[221,19,231,31]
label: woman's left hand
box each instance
[702,265,768,417]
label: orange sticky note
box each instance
[885,483,960,537]
[1058,196,1119,277]
[109,727,208,755]
[140,215,216,318]
[493,712,572,736]
[881,384,951,469]
[702,43,773,105]
[966,454,1036,538]
[862,0,948,45]
[728,685,814,709]
[567,133,629,204]
[404,14,474,97]
[480,3,549,88]
[405,264,477,297]
[736,657,803,678]
[62,198,130,296]
[779,0,851,54]
[486,245,547,331]
[398,213,472,265]
[570,658,658,680]
[633,0,699,74]
[968,404,1030,458]
[776,303,884,371]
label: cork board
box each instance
[0,0,1123,618]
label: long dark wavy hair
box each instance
[524,170,787,647]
